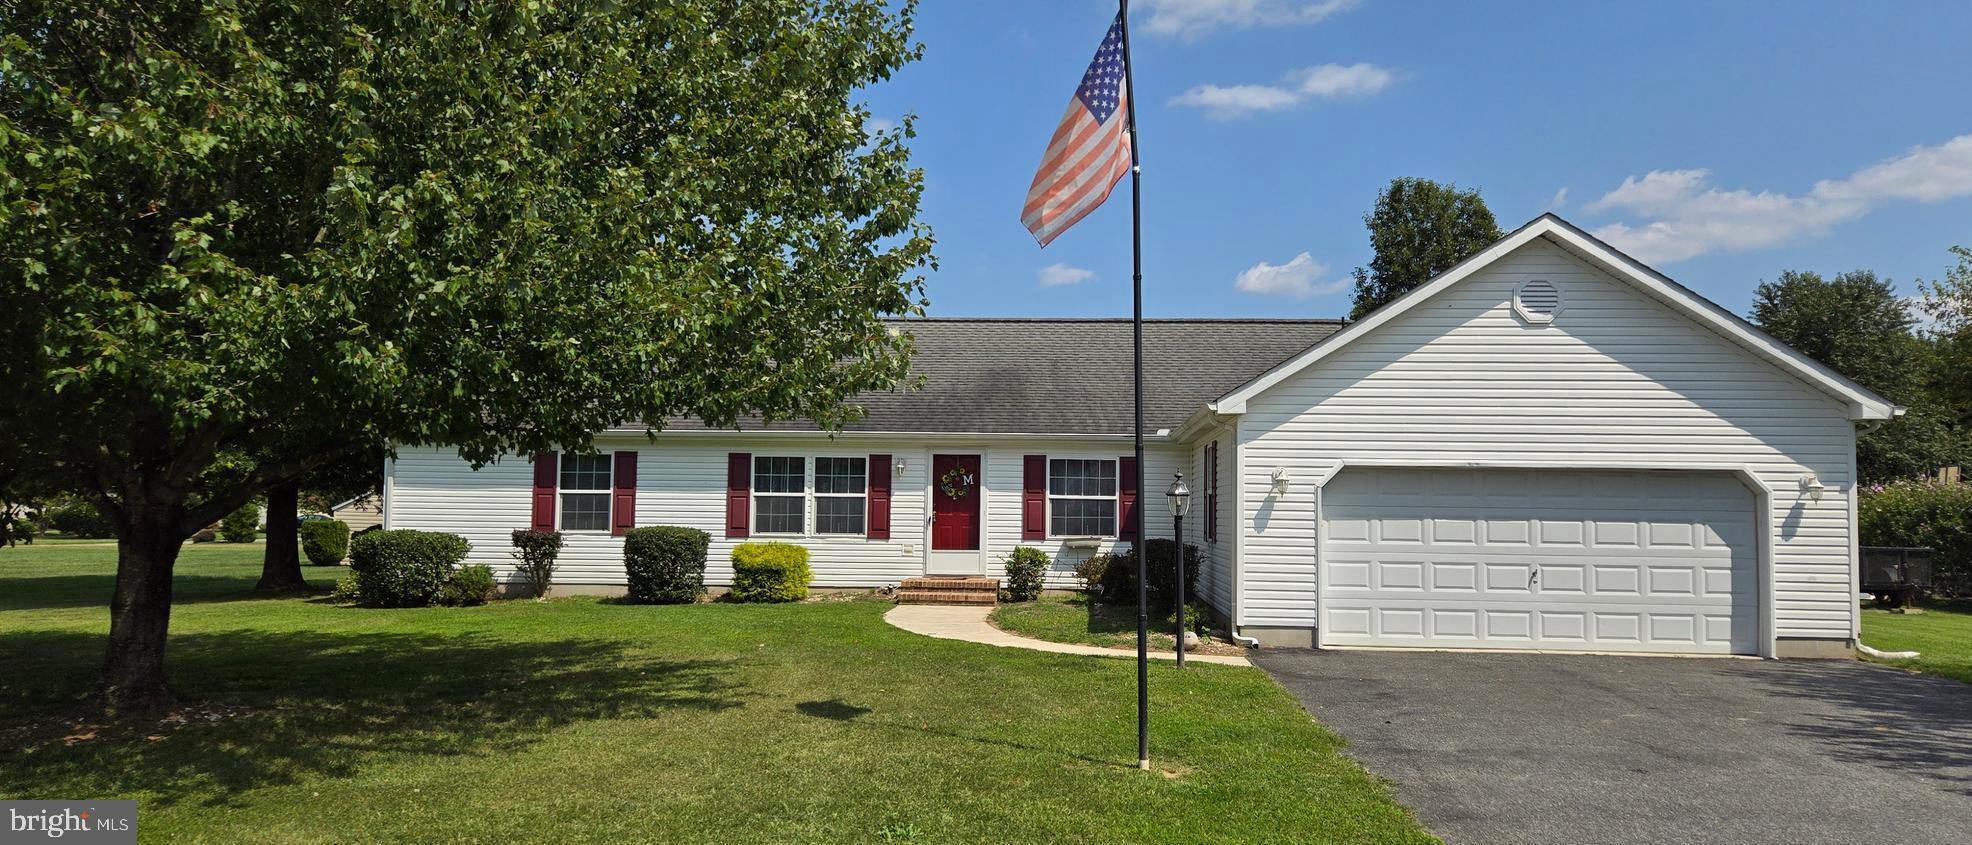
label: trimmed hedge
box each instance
[440,564,498,607]
[510,529,565,598]
[1095,539,1203,610]
[219,503,260,543]
[1001,546,1050,602]
[299,519,351,566]
[44,499,114,538]
[349,530,471,607]
[730,542,812,603]
[1861,480,1972,595]
[625,526,711,604]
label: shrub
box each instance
[348,530,470,607]
[44,499,115,538]
[1861,480,1972,595]
[625,526,711,604]
[730,542,812,603]
[1099,540,1203,610]
[219,503,260,543]
[299,519,351,566]
[1073,553,1112,594]
[510,529,565,598]
[439,564,498,607]
[1001,546,1051,602]
[328,573,362,605]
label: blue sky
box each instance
[861,0,1972,319]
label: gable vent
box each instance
[1514,279,1562,323]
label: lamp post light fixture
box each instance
[1166,473,1192,668]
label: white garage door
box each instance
[1321,468,1758,655]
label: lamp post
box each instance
[1166,473,1192,668]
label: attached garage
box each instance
[1319,467,1759,655]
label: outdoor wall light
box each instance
[1800,473,1826,501]
[1166,472,1192,517]
[1271,467,1291,495]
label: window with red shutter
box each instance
[725,453,751,538]
[867,454,892,540]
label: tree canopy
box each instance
[1,0,932,711]
[1348,177,1503,320]
[1750,269,1964,481]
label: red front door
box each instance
[931,454,981,551]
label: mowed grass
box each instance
[992,594,1198,653]
[0,542,1431,845]
[1862,601,1972,684]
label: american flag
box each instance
[1021,13,1132,247]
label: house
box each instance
[327,491,384,533]
[384,214,1897,658]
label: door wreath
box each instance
[939,466,974,500]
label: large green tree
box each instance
[1348,178,1503,320]
[1750,269,1961,481]
[1,0,932,712]
[1922,246,1972,429]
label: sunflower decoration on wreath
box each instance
[939,466,975,500]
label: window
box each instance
[1049,458,1117,536]
[753,456,806,534]
[560,452,613,531]
[814,457,868,535]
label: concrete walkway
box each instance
[885,604,1251,666]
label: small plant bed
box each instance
[990,594,1246,656]
[1862,598,1972,684]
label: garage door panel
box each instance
[1322,468,1757,655]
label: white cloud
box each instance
[1170,62,1397,119]
[1234,252,1347,298]
[1549,186,1569,209]
[1037,263,1096,287]
[1142,0,1359,39]
[1167,83,1303,119]
[864,117,899,134]
[1289,63,1394,98]
[1587,133,1972,264]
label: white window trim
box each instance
[559,452,613,534]
[751,456,808,537]
[1047,457,1119,539]
[812,456,869,537]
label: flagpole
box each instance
[1117,0,1149,773]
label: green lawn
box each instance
[1861,602,1972,684]
[991,594,1212,654]
[0,543,1431,844]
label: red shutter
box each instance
[1021,455,1047,541]
[726,453,751,538]
[867,454,892,540]
[1206,441,1219,542]
[531,452,558,531]
[1118,456,1139,542]
[611,451,638,536]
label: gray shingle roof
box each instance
[667,318,1345,436]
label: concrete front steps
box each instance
[897,576,1000,606]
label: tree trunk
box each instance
[256,482,304,592]
[102,507,183,715]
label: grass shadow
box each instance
[0,627,750,807]
[0,574,341,613]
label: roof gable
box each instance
[1213,214,1899,421]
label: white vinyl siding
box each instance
[1235,238,1856,639]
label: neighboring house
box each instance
[328,491,384,533]
[385,215,1897,659]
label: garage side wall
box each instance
[1235,239,1856,644]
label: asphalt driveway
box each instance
[1254,649,1972,844]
